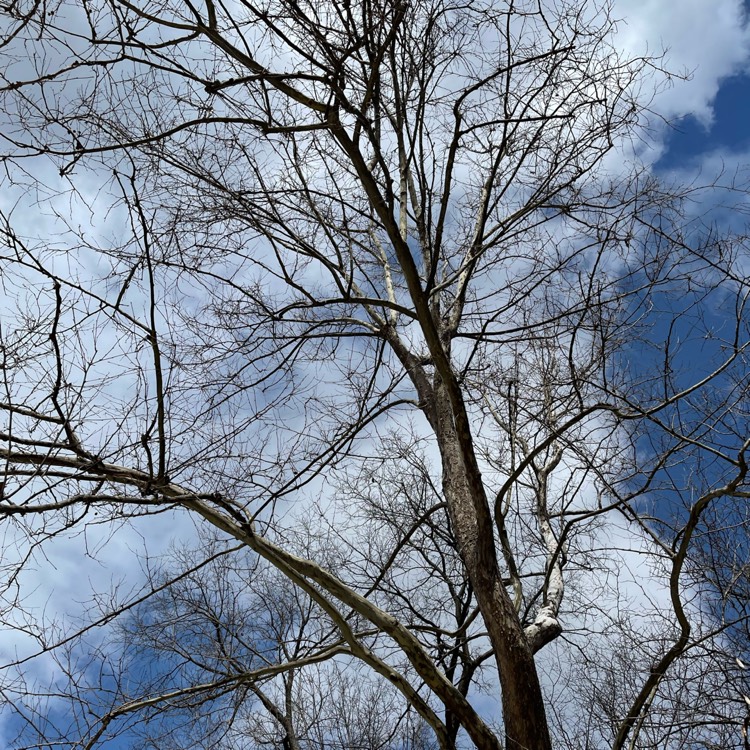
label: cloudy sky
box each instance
[618,0,750,169]
[1,0,750,746]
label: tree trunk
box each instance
[433,382,553,750]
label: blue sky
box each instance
[629,8,750,515]
[2,1,750,747]
[657,72,750,170]
[613,0,750,171]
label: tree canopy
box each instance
[1,0,750,748]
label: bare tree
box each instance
[0,0,749,748]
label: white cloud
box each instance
[615,0,750,125]
[1,1,747,745]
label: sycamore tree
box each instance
[1,0,750,748]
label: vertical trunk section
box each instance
[433,383,552,750]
